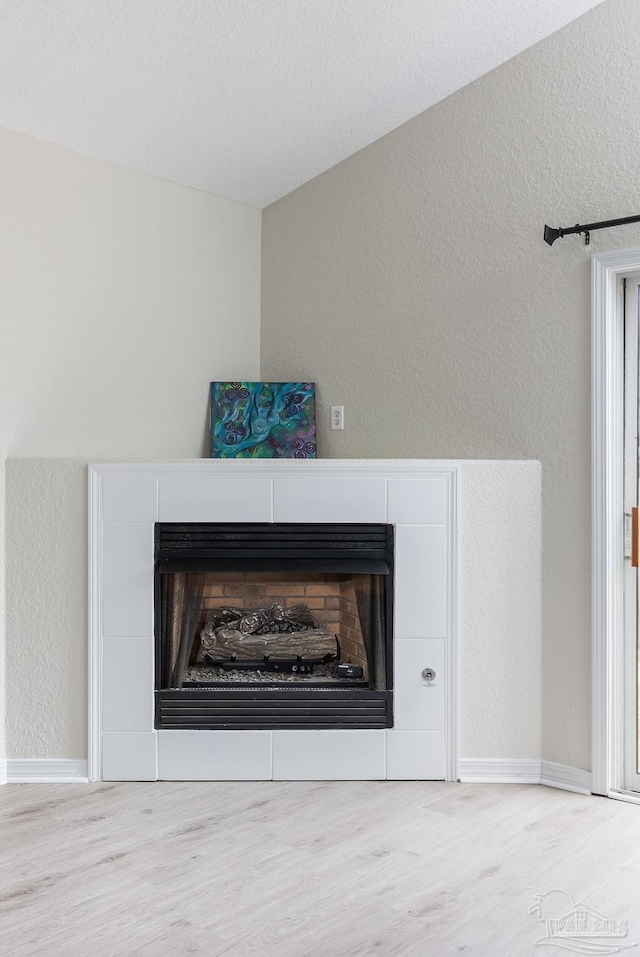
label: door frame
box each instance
[592,247,640,796]
[622,276,640,793]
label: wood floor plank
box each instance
[1,781,640,956]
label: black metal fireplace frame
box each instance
[153,523,394,730]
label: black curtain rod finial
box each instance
[544,225,562,246]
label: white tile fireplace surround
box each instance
[90,460,460,783]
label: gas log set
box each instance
[199,601,340,675]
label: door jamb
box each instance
[592,247,640,795]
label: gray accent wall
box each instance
[261,0,640,770]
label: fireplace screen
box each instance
[160,571,387,690]
[154,523,393,730]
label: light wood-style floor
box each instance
[2,780,640,956]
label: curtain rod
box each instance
[544,213,640,246]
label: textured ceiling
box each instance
[0,0,605,207]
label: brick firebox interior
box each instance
[195,572,368,671]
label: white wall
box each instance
[1,127,261,459]
[261,0,640,770]
[1,127,261,758]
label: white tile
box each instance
[102,732,157,781]
[388,478,447,525]
[102,476,158,523]
[273,478,387,523]
[102,523,154,637]
[158,476,272,522]
[272,730,385,780]
[102,638,154,732]
[386,731,445,780]
[158,731,272,780]
[393,639,445,730]
[394,525,446,637]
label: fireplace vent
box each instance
[157,687,390,730]
[155,523,392,573]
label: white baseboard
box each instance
[7,759,89,784]
[540,760,592,795]
[458,758,542,784]
[459,758,592,793]
[2,756,592,792]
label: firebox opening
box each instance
[160,571,386,689]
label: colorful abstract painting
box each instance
[210,382,317,458]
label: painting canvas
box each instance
[210,382,317,458]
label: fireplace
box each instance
[92,461,455,782]
[154,523,394,730]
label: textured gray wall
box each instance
[6,460,87,758]
[0,452,5,779]
[262,0,640,770]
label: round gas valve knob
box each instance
[422,668,436,684]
